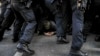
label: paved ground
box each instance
[0,30,100,56]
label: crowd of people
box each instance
[0,0,100,56]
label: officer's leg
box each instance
[18,9,37,44]
[12,9,24,43]
[55,13,69,44]
[13,5,36,56]
[71,9,84,51]
[45,0,69,44]
[13,18,24,42]
[0,8,14,41]
[56,0,72,44]
[0,5,7,25]
[3,8,15,28]
[68,9,87,56]
[0,6,8,41]
[0,28,5,41]
[94,6,100,42]
[68,0,88,56]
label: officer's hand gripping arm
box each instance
[25,0,32,8]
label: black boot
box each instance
[0,37,3,42]
[12,38,19,43]
[12,35,19,43]
[0,29,5,42]
[57,36,69,44]
[13,33,20,43]
[6,28,11,31]
[68,50,88,56]
[95,35,100,42]
[83,36,87,43]
[14,43,35,56]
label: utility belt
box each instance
[11,0,32,8]
[11,0,28,3]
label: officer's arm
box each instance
[1,1,8,6]
[26,0,32,8]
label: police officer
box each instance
[12,14,24,42]
[0,0,12,30]
[91,0,100,42]
[0,0,7,41]
[10,0,37,56]
[68,0,88,56]
[0,0,26,43]
[0,0,15,41]
[0,0,8,25]
[42,0,69,44]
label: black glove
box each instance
[25,0,32,8]
[77,0,87,11]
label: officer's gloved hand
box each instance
[77,0,81,8]
[25,0,32,8]
[77,0,87,11]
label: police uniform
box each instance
[0,0,25,42]
[13,14,24,42]
[43,0,69,44]
[11,0,37,56]
[68,0,88,56]
[0,0,15,41]
[44,0,88,56]
[0,0,8,24]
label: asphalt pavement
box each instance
[0,30,100,56]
